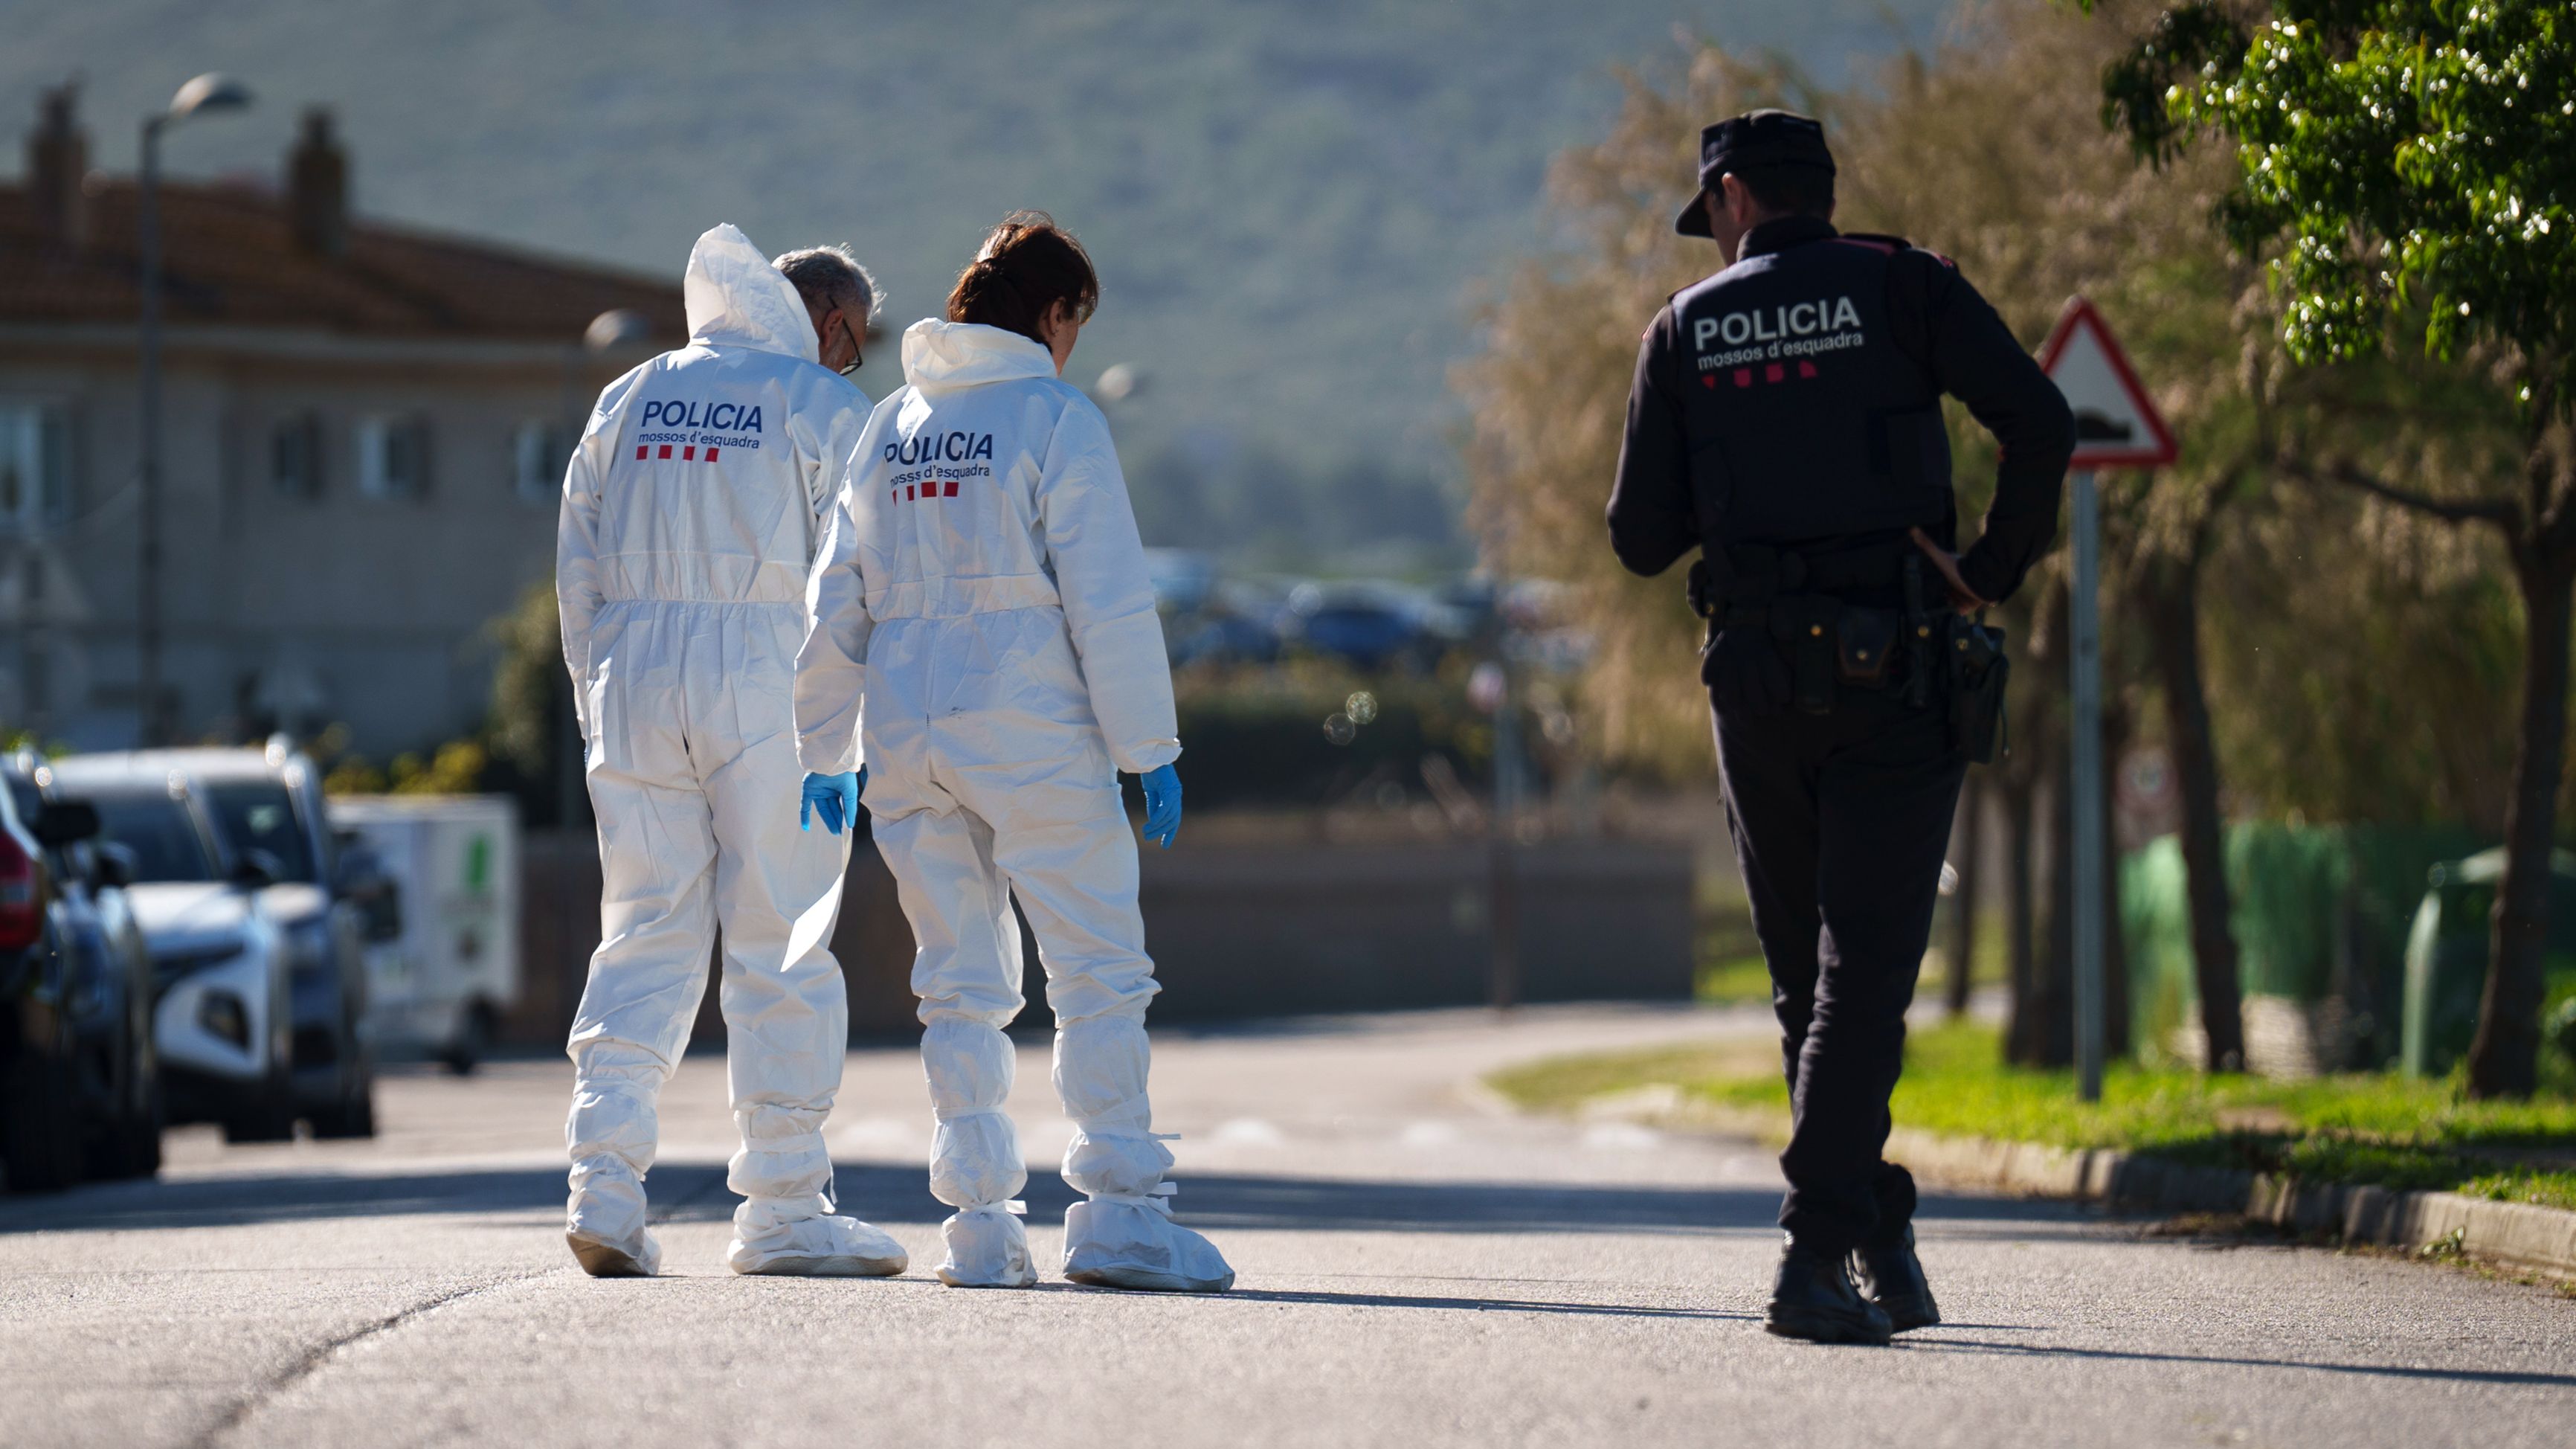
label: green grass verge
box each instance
[1487,1020,2576,1211]
[1693,903,2006,1004]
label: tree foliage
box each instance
[2102,1,2575,405]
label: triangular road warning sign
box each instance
[2038,297,2177,470]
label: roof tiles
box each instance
[0,179,686,344]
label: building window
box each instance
[513,420,565,505]
[355,414,432,501]
[0,401,71,530]
[272,412,325,499]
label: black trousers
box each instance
[1715,683,1964,1252]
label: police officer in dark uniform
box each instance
[1609,112,2074,1344]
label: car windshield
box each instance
[87,789,217,884]
[203,781,318,884]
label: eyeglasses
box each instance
[834,306,875,373]
[836,309,866,376]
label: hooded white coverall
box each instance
[796,319,1233,1292]
[558,224,900,1276]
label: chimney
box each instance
[27,83,88,252]
[287,107,348,258]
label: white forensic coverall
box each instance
[796,318,1233,1292]
[558,224,902,1277]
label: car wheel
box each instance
[222,1061,298,1144]
[310,1049,376,1140]
[441,1004,493,1077]
[88,1082,164,1180]
[86,1111,162,1180]
[309,1082,375,1139]
[3,1050,86,1192]
[118,1103,164,1177]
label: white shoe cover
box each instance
[567,1160,662,1277]
[1061,1195,1234,1293]
[936,1204,1037,1288]
[567,1224,663,1278]
[728,1211,909,1277]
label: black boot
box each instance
[1765,1237,1894,1345]
[1849,1225,1940,1332]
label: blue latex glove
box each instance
[799,769,862,836]
[1138,763,1182,849]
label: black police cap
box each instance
[1674,109,1836,237]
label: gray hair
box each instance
[773,244,884,324]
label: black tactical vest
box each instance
[1672,233,1951,548]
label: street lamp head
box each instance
[584,309,652,354]
[166,73,254,123]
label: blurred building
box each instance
[0,86,683,754]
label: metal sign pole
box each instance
[2068,468,2105,1102]
[2041,297,2171,1105]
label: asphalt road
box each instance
[1,1004,2569,1448]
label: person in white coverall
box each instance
[557,223,909,1279]
[794,213,1233,1292]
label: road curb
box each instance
[1884,1128,2576,1278]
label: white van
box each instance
[330,796,520,1073]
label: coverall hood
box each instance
[901,319,1056,396]
[685,223,820,364]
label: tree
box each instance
[2131,473,2252,1069]
[2099,1,2576,1096]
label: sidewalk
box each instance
[1491,1020,2576,1282]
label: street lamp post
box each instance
[135,73,251,746]
[2069,467,2106,1102]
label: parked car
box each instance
[1282,582,1444,671]
[1,768,91,1189]
[1168,605,1284,667]
[1144,547,1219,615]
[52,744,376,1140]
[6,760,163,1184]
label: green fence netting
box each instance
[2121,823,2483,1068]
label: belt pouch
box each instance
[1835,607,1899,687]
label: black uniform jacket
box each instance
[1607,215,2075,605]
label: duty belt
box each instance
[1684,536,2011,757]
[1688,537,1939,714]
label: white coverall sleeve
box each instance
[795,456,873,776]
[557,365,648,735]
[790,378,872,551]
[1037,397,1179,775]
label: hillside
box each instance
[5,0,1948,563]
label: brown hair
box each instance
[944,211,1099,347]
